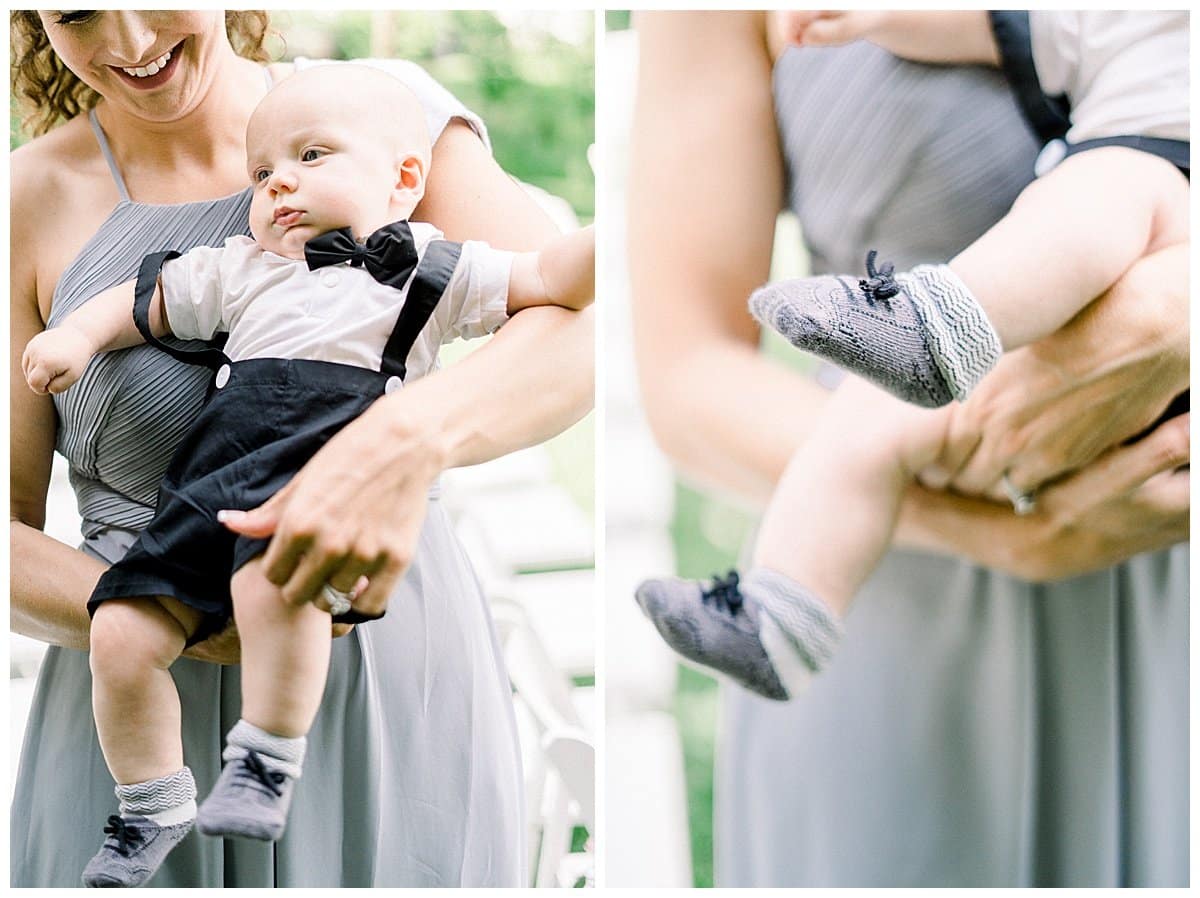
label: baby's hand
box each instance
[777,10,999,66]
[777,11,889,48]
[22,326,96,394]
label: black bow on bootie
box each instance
[304,220,419,289]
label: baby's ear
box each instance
[394,153,427,200]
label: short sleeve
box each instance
[159,245,227,340]
[433,241,514,343]
[290,57,490,151]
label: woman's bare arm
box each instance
[9,153,104,650]
[630,11,827,504]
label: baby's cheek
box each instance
[247,205,272,246]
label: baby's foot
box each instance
[196,751,297,841]
[82,814,193,887]
[749,252,1001,407]
[635,571,790,700]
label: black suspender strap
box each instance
[134,251,230,371]
[379,239,463,380]
[987,11,1072,145]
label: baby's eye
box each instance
[301,149,324,163]
[253,169,271,184]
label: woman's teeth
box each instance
[122,50,172,78]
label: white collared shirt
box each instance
[160,222,513,381]
[1031,11,1188,145]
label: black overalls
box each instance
[88,236,463,640]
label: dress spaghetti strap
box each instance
[88,109,130,202]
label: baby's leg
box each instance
[196,557,331,841]
[231,557,332,738]
[636,380,948,699]
[744,381,947,693]
[753,380,947,616]
[90,597,202,783]
[752,147,1188,406]
[85,597,204,886]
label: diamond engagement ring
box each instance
[321,584,354,616]
[1000,472,1037,516]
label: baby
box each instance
[23,64,594,887]
[636,11,1188,699]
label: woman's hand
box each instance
[926,244,1190,500]
[219,398,442,617]
[899,411,1189,580]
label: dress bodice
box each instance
[773,42,1041,273]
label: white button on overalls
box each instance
[215,364,231,388]
[384,376,403,395]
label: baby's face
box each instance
[246,93,415,260]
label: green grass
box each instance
[668,484,753,887]
[674,667,719,887]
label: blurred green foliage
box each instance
[287,10,594,221]
[606,11,632,32]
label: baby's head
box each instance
[246,65,432,259]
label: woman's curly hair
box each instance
[11,11,276,138]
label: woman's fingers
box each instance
[351,556,406,618]
[1134,468,1190,518]
[1037,413,1189,524]
[218,480,294,539]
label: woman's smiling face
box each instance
[37,10,230,123]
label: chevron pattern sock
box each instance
[749,254,1001,406]
[225,719,306,780]
[901,264,1002,400]
[741,567,843,675]
[115,767,197,825]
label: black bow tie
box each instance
[304,220,418,289]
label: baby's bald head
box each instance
[249,64,431,169]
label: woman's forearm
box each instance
[374,303,594,469]
[10,520,104,650]
[641,335,826,506]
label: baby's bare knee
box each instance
[90,600,187,685]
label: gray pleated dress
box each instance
[715,45,1188,887]
[11,61,524,888]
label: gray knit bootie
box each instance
[196,750,297,841]
[82,814,193,887]
[635,571,790,700]
[749,251,1001,407]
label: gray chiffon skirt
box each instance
[11,498,525,887]
[716,544,1188,887]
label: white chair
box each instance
[491,595,594,887]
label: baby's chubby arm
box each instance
[22,277,171,394]
[507,224,595,314]
[779,10,1001,67]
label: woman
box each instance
[10,10,592,887]
[629,12,1187,887]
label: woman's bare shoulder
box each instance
[11,115,116,311]
[12,116,109,226]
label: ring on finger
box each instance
[321,583,354,617]
[1001,472,1037,516]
